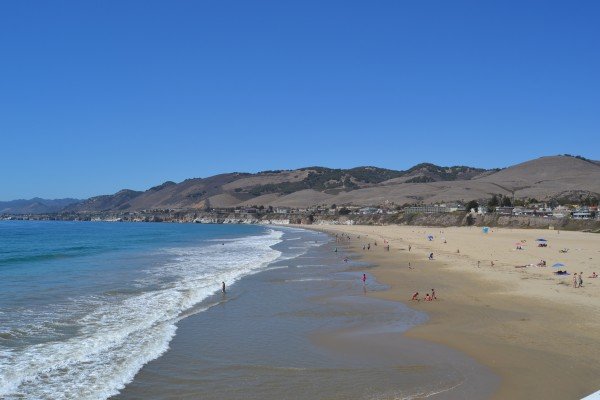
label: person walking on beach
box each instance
[578,272,583,288]
[408,245,412,252]
[431,288,436,300]
[222,281,226,294]
[573,273,578,288]
[362,273,367,285]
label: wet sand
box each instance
[308,225,600,400]
[114,227,497,399]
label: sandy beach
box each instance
[308,224,600,400]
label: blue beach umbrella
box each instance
[427,235,434,241]
[482,227,490,233]
[552,263,565,268]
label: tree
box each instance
[338,207,351,215]
[488,195,499,208]
[501,196,512,207]
[465,200,479,212]
[487,195,499,212]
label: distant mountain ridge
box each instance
[4,155,600,215]
[0,198,81,214]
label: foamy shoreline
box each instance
[303,224,600,400]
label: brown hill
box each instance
[62,156,599,213]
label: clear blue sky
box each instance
[1,1,599,200]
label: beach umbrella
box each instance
[536,238,547,242]
[482,227,490,233]
[427,235,434,241]
[552,263,565,268]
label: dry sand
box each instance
[307,225,600,400]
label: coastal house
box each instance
[512,207,535,216]
[552,205,570,218]
[404,204,449,214]
[534,207,553,217]
[446,203,466,212]
[496,206,514,215]
[359,207,380,215]
[572,207,593,220]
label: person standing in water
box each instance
[362,274,367,285]
[222,282,226,294]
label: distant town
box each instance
[3,197,599,231]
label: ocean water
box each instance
[0,221,497,400]
[0,221,286,399]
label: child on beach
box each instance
[411,292,419,301]
[425,293,431,301]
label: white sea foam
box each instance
[0,229,284,400]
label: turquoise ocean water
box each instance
[0,221,285,399]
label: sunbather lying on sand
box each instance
[589,272,598,278]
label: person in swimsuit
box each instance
[222,282,226,293]
[362,274,367,285]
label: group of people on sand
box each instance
[411,289,436,302]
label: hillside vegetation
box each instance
[7,155,599,214]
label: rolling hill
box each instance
[54,155,600,213]
[0,198,81,214]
